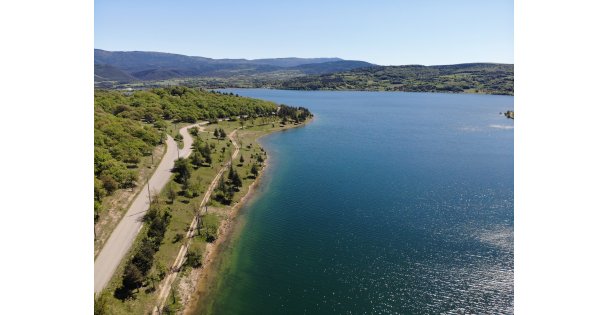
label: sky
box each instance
[95,0,513,66]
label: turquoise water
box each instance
[202,90,513,314]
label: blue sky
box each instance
[95,0,513,65]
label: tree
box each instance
[189,179,202,197]
[158,132,166,144]
[228,166,235,183]
[201,142,213,166]
[217,175,227,194]
[232,172,242,188]
[188,127,199,137]
[147,272,160,291]
[100,174,118,194]
[172,158,192,184]
[190,150,204,167]
[230,168,242,188]
[185,250,202,268]
[123,171,137,189]
[239,155,244,165]
[122,263,144,291]
[94,178,107,201]
[213,128,219,139]
[132,242,155,274]
[219,128,227,139]
[250,164,259,178]
[214,175,233,205]
[166,182,177,203]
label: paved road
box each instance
[94,123,203,293]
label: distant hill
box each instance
[236,57,342,67]
[94,64,137,83]
[292,60,376,75]
[94,49,374,82]
[94,50,513,95]
[276,63,514,95]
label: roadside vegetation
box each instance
[94,87,312,314]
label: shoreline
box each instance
[115,84,513,97]
[181,118,314,315]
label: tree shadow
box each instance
[113,286,134,301]
[144,286,156,294]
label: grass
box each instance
[97,116,308,314]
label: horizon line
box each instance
[94,48,514,67]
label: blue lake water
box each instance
[199,90,513,314]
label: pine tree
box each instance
[250,164,259,178]
[166,182,177,203]
[218,175,226,194]
[172,158,192,184]
[122,263,144,291]
[232,169,242,188]
[191,150,204,167]
[228,166,235,183]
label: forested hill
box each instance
[94,49,374,82]
[275,63,514,95]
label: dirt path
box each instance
[153,129,241,314]
[94,122,204,294]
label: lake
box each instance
[196,89,514,314]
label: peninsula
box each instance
[94,86,312,314]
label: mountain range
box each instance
[94,49,513,95]
[94,49,374,82]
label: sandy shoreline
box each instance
[180,118,314,315]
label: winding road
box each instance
[94,122,203,294]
